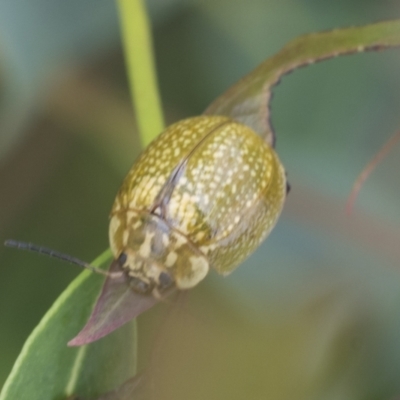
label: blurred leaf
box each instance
[0,251,138,400]
[205,19,400,146]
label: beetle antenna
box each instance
[4,240,123,278]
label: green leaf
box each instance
[204,19,400,146]
[0,250,137,400]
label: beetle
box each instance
[109,115,287,297]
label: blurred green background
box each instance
[1,1,400,399]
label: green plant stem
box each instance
[117,0,165,147]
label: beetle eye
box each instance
[117,252,127,266]
[159,271,173,289]
[130,277,151,294]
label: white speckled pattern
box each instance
[110,116,286,291]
